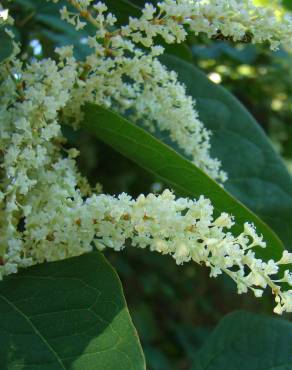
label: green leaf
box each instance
[192,43,257,64]
[0,251,145,370]
[191,311,292,370]
[82,103,283,261]
[0,28,13,63]
[282,0,292,11]
[104,0,141,25]
[159,55,292,249]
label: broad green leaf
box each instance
[0,28,13,63]
[160,54,292,249]
[83,103,283,262]
[191,311,292,370]
[0,251,145,370]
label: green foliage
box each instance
[282,0,292,10]
[83,103,283,261]
[103,0,140,25]
[0,28,13,63]
[191,311,292,370]
[0,252,145,370]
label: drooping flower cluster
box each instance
[0,0,292,314]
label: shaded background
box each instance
[6,0,292,368]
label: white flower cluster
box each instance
[57,2,227,181]
[1,0,292,314]
[121,0,292,50]
[56,0,292,51]
[0,55,79,273]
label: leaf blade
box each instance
[191,311,292,370]
[0,251,145,370]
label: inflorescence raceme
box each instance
[1,0,292,314]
